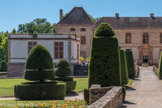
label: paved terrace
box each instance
[122,66,162,108]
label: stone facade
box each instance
[57,7,162,65]
[88,86,123,108]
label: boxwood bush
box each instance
[120,50,129,85]
[89,23,121,88]
[55,59,76,92]
[0,60,7,72]
[159,52,162,79]
[14,44,66,100]
[14,83,66,100]
[126,49,136,79]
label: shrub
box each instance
[89,23,121,88]
[125,49,136,79]
[120,50,129,85]
[122,87,126,102]
[55,59,76,92]
[0,60,7,72]
[95,23,115,37]
[14,83,66,100]
[159,52,162,79]
[24,44,54,81]
[84,89,89,104]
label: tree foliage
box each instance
[17,18,56,34]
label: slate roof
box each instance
[57,7,94,25]
[96,17,162,29]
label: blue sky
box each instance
[1,0,162,32]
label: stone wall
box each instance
[88,86,123,108]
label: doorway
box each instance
[143,55,149,63]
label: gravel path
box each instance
[122,66,162,108]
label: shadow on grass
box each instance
[66,91,79,97]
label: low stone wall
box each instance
[88,86,123,108]
[153,65,159,76]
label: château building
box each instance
[56,7,162,66]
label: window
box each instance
[70,28,75,31]
[81,28,86,31]
[160,33,162,43]
[28,42,37,53]
[77,44,80,59]
[54,42,64,59]
[125,33,131,43]
[143,33,149,44]
[81,36,86,44]
[81,51,86,58]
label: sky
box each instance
[1,0,162,32]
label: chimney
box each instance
[115,13,119,18]
[150,13,154,18]
[60,9,63,21]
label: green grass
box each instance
[125,79,133,87]
[0,100,87,108]
[0,78,88,97]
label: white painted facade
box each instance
[8,34,80,77]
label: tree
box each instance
[11,29,16,34]
[159,52,162,79]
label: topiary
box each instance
[24,44,54,81]
[120,50,129,85]
[95,23,115,37]
[125,49,136,79]
[15,44,66,100]
[159,52,162,79]
[89,23,121,88]
[0,60,7,72]
[55,59,76,92]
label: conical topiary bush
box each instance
[0,60,7,72]
[88,23,121,88]
[125,49,136,79]
[120,50,129,85]
[159,52,162,79]
[14,44,66,100]
[55,59,76,92]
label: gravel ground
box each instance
[121,66,162,108]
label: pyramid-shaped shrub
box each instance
[125,49,136,79]
[120,50,129,85]
[14,44,66,100]
[159,52,162,79]
[55,59,76,92]
[88,23,121,88]
[0,60,7,72]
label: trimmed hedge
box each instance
[24,44,54,81]
[55,76,73,81]
[125,49,136,79]
[57,59,70,68]
[95,23,115,37]
[0,60,7,72]
[89,23,121,88]
[120,50,129,85]
[14,83,66,100]
[84,89,89,104]
[122,87,126,102]
[65,81,76,92]
[55,68,72,77]
[159,52,162,79]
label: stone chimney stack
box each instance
[60,9,63,21]
[115,13,119,18]
[150,13,154,18]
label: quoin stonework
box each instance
[8,7,162,77]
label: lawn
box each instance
[125,79,134,87]
[0,78,88,97]
[0,100,86,108]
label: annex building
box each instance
[56,7,162,66]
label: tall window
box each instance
[160,33,162,43]
[125,32,131,43]
[81,36,86,44]
[28,42,37,53]
[54,42,64,59]
[143,33,149,44]
[77,44,80,59]
[70,28,75,31]
[81,28,86,31]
